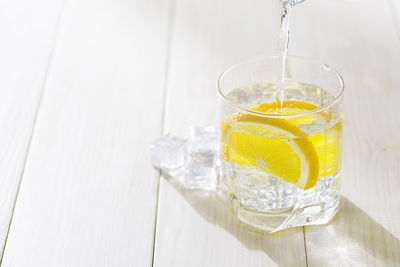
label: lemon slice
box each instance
[221,100,342,190]
[250,100,342,177]
[221,112,320,190]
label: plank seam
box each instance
[303,226,309,267]
[150,0,176,266]
[0,0,68,264]
[387,0,400,44]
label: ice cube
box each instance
[226,87,257,107]
[298,116,326,135]
[184,126,220,190]
[150,133,187,176]
[184,151,218,190]
[189,125,219,153]
[239,186,258,208]
[257,185,278,211]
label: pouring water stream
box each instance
[277,0,304,109]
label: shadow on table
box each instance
[304,197,400,266]
[162,173,400,266]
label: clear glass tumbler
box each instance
[218,55,344,233]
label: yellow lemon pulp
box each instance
[221,100,341,190]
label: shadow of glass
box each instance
[162,174,400,266]
[304,196,400,266]
[162,174,307,266]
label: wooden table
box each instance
[0,0,399,266]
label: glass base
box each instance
[230,194,340,233]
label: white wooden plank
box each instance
[388,0,400,42]
[290,0,400,265]
[0,0,64,258]
[153,0,307,266]
[1,0,170,266]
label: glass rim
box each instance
[217,54,345,118]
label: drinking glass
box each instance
[218,55,344,233]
